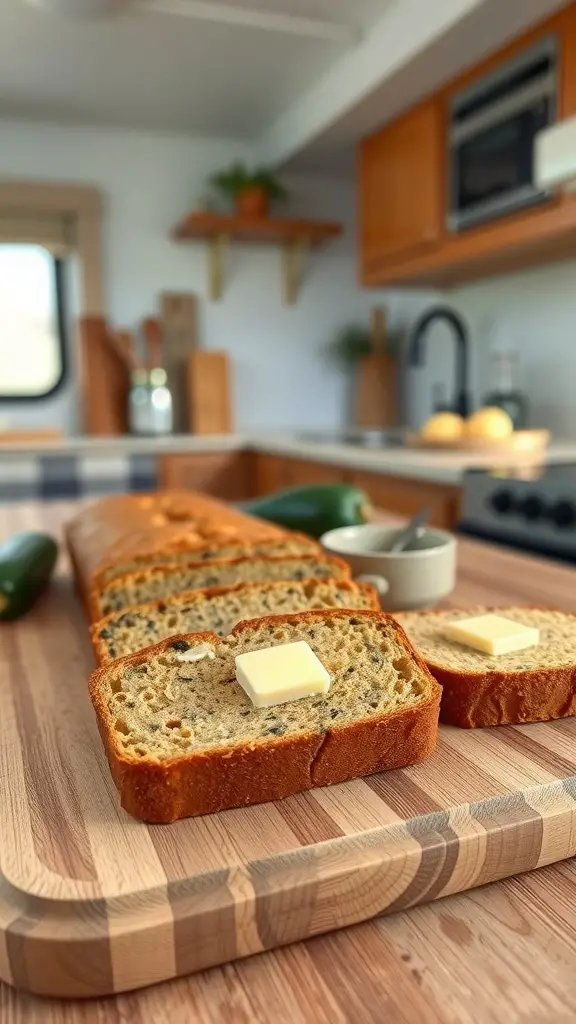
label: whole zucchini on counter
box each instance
[240,483,372,538]
[0,532,59,620]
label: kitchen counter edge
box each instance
[2,434,576,488]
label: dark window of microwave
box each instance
[455,98,552,210]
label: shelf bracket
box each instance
[207,233,229,301]
[281,235,311,305]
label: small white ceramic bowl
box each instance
[321,523,456,611]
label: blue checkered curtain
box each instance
[0,454,158,502]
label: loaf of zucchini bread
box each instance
[89,609,441,822]
[66,491,319,612]
[93,552,350,620]
[91,577,380,664]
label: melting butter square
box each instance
[443,614,539,655]
[235,641,331,709]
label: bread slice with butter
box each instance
[88,609,441,822]
[396,607,576,728]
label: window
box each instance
[0,244,67,400]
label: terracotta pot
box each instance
[236,186,269,219]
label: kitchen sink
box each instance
[296,429,408,448]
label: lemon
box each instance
[465,407,514,440]
[421,411,465,443]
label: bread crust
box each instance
[398,607,576,728]
[426,661,576,728]
[88,610,442,823]
[65,491,317,615]
[90,578,380,666]
[90,552,352,623]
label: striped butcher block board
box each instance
[3,504,576,998]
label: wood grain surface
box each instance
[160,292,198,433]
[2,502,576,1012]
[187,350,233,434]
[78,317,128,436]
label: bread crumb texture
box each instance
[98,554,348,617]
[94,579,378,663]
[99,534,318,584]
[398,608,576,672]
[100,612,430,763]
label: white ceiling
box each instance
[0,0,391,137]
[0,0,568,174]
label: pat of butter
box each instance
[443,614,539,655]
[235,641,331,709]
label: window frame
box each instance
[0,251,68,404]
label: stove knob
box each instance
[490,489,515,514]
[550,500,576,529]
[518,495,546,521]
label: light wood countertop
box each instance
[2,503,576,1022]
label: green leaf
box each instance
[208,162,289,202]
[325,322,408,366]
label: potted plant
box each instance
[326,322,406,367]
[209,161,288,219]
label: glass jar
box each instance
[149,368,173,436]
[128,369,153,436]
[128,369,173,436]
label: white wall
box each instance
[452,259,576,438]
[0,118,438,435]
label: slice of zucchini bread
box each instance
[93,552,351,619]
[91,578,380,664]
[88,609,441,822]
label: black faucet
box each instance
[408,306,472,418]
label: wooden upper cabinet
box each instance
[359,97,443,273]
[358,2,576,289]
[561,3,576,116]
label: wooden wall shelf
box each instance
[172,211,342,304]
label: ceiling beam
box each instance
[254,0,571,171]
[140,0,361,43]
[253,0,489,166]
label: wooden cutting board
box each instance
[79,316,129,435]
[188,349,233,434]
[3,504,576,999]
[406,428,550,455]
[354,352,397,428]
[161,292,198,432]
[354,307,397,429]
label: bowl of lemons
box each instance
[412,407,549,455]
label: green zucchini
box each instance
[240,483,372,538]
[0,532,59,621]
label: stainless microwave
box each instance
[448,36,558,232]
